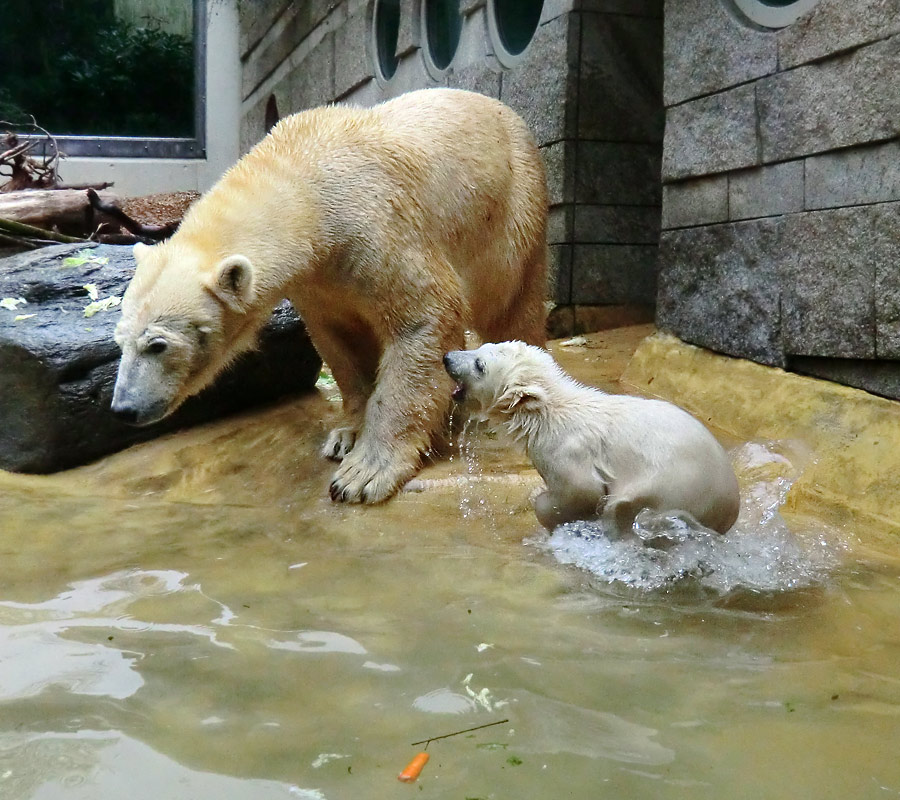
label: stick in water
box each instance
[397,718,510,783]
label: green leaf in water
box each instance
[506,755,523,766]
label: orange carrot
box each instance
[397,751,430,782]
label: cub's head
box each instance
[442,341,559,420]
[111,240,259,426]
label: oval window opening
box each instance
[424,0,462,73]
[729,0,820,28]
[374,0,401,80]
[264,95,279,133]
[492,0,543,57]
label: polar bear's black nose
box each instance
[111,402,140,425]
[442,353,451,369]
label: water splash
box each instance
[448,417,494,522]
[540,441,847,594]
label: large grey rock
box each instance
[541,141,575,207]
[788,356,900,401]
[869,203,900,357]
[445,62,502,98]
[500,14,579,147]
[663,0,776,106]
[574,205,661,244]
[549,243,573,305]
[661,175,728,229]
[239,0,292,58]
[571,244,657,305]
[780,208,876,359]
[290,32,336,110]
[777,0,900,70]
[0,244,321,473]
[241,0,336,99]
[578,12,664,143]
[728,161,804,222]
[805,140,900,210]
[657,219,785,367]
[576,141,661,205]
[662,84,759,181]
[334,4,373,98]
[547,205,573,245]
[758,35,900,163]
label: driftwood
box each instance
[0,216,87,244]
[0,188,117,234]
[0,123,61,192]
[86,188,179,241]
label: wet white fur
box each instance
[444,341,740,535]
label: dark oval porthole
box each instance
[373,0,401,80]
[264,95,279,133]
[490,0,543,62]
[424,0,462,73]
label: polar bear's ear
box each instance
[498,384,548,414]
[208,255,256,312]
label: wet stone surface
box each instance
[0,243,321,472]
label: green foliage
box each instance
[0,0,194,137]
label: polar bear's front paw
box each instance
[322,426,358,461]
[328,445,417,504]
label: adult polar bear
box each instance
[111,89,548,503]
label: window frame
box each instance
[371,0,402,83]
[487,0,544,69]
[17,0,207,160]
[421,0,463,79]
[727,0,820,28]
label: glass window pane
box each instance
[374,0,401,80]
[494,0,542,57]
[0,0,196,138]
[425,0,462,71]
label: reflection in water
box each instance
[0,383,898,799]
[0,731,324,800]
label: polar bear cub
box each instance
[443,341,740,535]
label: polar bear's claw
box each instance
[328,444,417,504]
[322,426,358,461]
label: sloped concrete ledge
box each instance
[621,332,900,541]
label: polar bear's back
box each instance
[598,394,739,531]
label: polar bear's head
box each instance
[443,341,562,419]
[111,240,259,426]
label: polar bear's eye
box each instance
[146,339,168,355]
[474,358,485,375]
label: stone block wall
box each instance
[659,0,900,398]
[237,0,664,336]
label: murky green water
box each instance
[1,385,899,799]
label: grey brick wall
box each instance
[237,0,664,334]
[659,0,900,399]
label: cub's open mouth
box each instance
[451,383,467,402]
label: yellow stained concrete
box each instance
[620,331,900,543]
[1,322,896,545]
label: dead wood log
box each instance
[86,188,178,241]
[0,231,40,250]
[0,216,87,244]
[0,188,117,234]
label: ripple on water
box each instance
[540,441,849,594]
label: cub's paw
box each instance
[328,445,418,504]
[321,426,358,461]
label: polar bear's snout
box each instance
[443,350,486,403]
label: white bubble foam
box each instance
[541,441,847,594]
